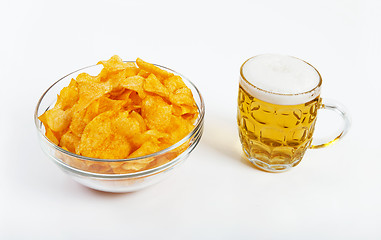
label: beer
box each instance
[238,54,322,172]
[238,86,321,170]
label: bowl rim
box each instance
[34,61,205,165]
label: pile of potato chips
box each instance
[39,55,198,173]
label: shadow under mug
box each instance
[237,54,351,172]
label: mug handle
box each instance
[309,98,351,149]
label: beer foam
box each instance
[240,54,321,105]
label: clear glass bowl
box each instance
[34,62,205,193]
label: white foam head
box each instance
[240,54,321,105]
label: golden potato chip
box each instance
[68,78,79,89]
[120,75,146,99]
[44,108,72,133]
[113,111,142,138]
[169,87,195,107]
[129,141,161,158]
[182,112,199,123]
[106,67,139,93]
[172,104,197,116]
[83,99,100,122]
[98,55,135,73]
[97,96,125,113]
[121,157,154,172]
[143,74,169,97]
[100,134,131,159]
[124,66,140,77]
[38,111,49,129]
[39,111,62,144]
[78,111,131,159]
[86,161,113,173]
[146,151,177,170]
[70,100,99,137]
[131,129,169,148]
[76,72,96,83]
[56,79,79,110]
[123,91,142,112]
[112,89,132,101]
[137,69,150,78]
[107,71,129,95]
[136,58,174,79]
[142,95,172,131]
[60,130,80,153]
[164,115,194,144]
[95,68,109,82]
[77,111,115,157]
[163,75,187,93]
[129,111,147,132]
[43,127,60,145]
[76,80,112,108]
[69,111,87,137]
[46,128,60,145]
[58,152,88,170]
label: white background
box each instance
[1,0,380,239]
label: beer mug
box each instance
[237,54,350,172]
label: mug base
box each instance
[248,157,302,173]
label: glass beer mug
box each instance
[237,54,350,172]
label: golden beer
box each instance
[237,86,321,171]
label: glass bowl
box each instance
[34,62,205,193]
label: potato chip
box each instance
[165,115,195,144]
[112,89,132,101]
[45,128,60,145]
[143,74,169,97]
[56,79,79,110]
[38,110,48,127]
[129,111,147,132]
[169,87,195,107]
[86,161,113,173]
[172,104,197,116]
[76,80,112,108]
[44,108,72,133]
[142,95,172,131]
[98,55,135,73]
[131,129,169,148]
[83,99,100,122]
[76,72,96,83]
[60,130,80,153]
[163,75,187,93]
[100,134,131,159]
[70,100,99,137]
[77,111,115,157]
[78,111,131,159]
[136,58,174,79]
[97,96,125,113]
[113,111,142,138]
[39,111,63,144]
[120,75,146,99]
[129,141,161,158]
[137,69,150,78]
[107,71,128,95]
[124,66,140,77]
[121,157,154,172]
[126,91,143,112]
